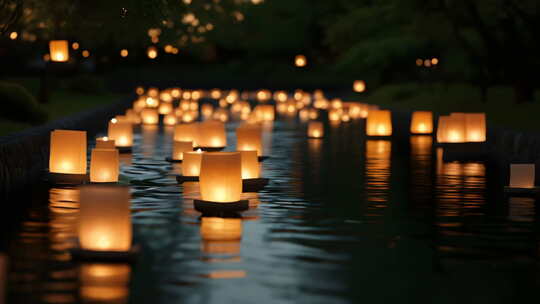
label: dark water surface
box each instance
[5,119,540,304]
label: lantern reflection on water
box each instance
[365,140,391,209]
[199,152,242,203]
[410,111,433,134]
[90,149,119,183]
[78,185,131,252]
[49,130,87,175]
[200,217,242,255]
[79,263,131,303]
[366,110,392,136]
[509,164,535,189]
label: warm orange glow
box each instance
[210,89,222,99]
[172,141,193,161]
[9,31,17,40]
[240,150,259,179]
[72,42,79,50]
[90,149,119,183]
[49,40,69,62]
[366,110,392,136]
[158,102,173,115]
[410,111,433,134]
[141,108,159,125]
[145,97,159,108]
[202,104,214,118]
[82,50,90,58]
[160,91,173,103]
[201,217,242,241]
[198,120,227,148]
[307,121,324,138]
[353,80,366,93]
[108,120,133,147]
[437,114,466,143]
[465,113,486,142]
[328,109,342,122]
[79,185,131,252]
[174,123,200,147]
[147,46,158,59]
[79,263,131,302]
[295,55,307,67]
[200,152,242,203]
[509,164,535,189]
[431,58,439,65]
[120,49,129,57]
[163,114,177,126]
[416,58,423,66]
[183,150,204,176]
[147,87,159,98]
[49,130,87,174]
[236,124,263,156]
[96,137,115,149]
[256,90,272,102]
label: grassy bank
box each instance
[363,83,540,132]
[0,77,121,137]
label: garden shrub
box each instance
[0,81,47,124]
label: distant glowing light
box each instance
[72,42,79,50]
[82,50,90,58]
[431,57,439,65]
[416,58,423,66]
[353,80,366,93]
[9,32,17,40]
[423,59,431,67]
[295,55,307,67]
[147,46,158,59]
[120,49,128,57]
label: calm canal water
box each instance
[5,118,540,303]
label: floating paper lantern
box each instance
[171,88,181,99]
[274,91,288,102]
[141,108,159,125]
[198,120,227,148]
[240,150,259,179]
[49,40,69,62]
[96,137,115,149]
[182,150,204,176]
[299,109,310,121]
[410,111,433,134]
[308,122,324,138]
[199,152,242,203]
[256,90,272,102]
[309,109,319,120]
[108,119,133,148]
[90,149,119,183]
[147,87,159,98]
[509,164,535,189]
[79,263,131,303]
[210,89,222,99]
[366,110,392,136]
[135,86,145,96]
[353,80,366,93]
[172,141,193,161]
[133,98,146,113]
[201,104,214,118]
[158,102,173,115]
[174,123,199,147]
[78,185,131,252]
[465,113,486,142]
[212,108,229,123]
[437,114,465,143]
[163,114,177,126]
[236,124,263,156]
[145,96,159,108]
[295,55,307,67]
[328,109,342,122]
[147,46,158,59]
[125,109,141,124]
[255,105,275,122]
[160,91,173,103]
[49,130,87,174]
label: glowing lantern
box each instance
[353,80,366,93]
[147,87,159,98]
[158,102,173,115]
[366,110,392,136]
[330,99,343,109]
[274,91,288,102]
[163,114,177,126]
[49,130,87,174]
[255,105,275,121]
[172,141,193,161]
[145,97,159,108]
[198,120,227,148]
[159,91,172,103]
[465,113,486,142]
[141,108,159,125]
[299,109,310,121]
[183,150,204,176]
[49,40,69,62]
[96,137,115,149]
[236,124,263,156]
[171,88,181,98]
[125,109,141,124]
[147,46,158,59]
[239,150,260,179]
[79,263,131,303]
[174,123,200,147]
[135,87,145,95]
[199,152,242,203]
[308,122,324,138]
[133,98,146,113]
[78,185,131,252]
[437,115,465,143]
[212,108,229,122]
[309,109,319,120]
[210,89,222,99]
[509,164,535,189]
[410,111,433,134]
[90,149,119,183]
[346,102,363,119]
[182,111,197,123]
[256,90,271,102]
[108,119,133,148]
[295,55,307,67]
[328,109,342,122]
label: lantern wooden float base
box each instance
[176,175,269,192]
[503,187,540,197]
[198,147,226,152]
[439,142,488,162]
[194,200,249,213]
[45,171,89,185]
[69,245,140,263]
[366,135,393,140]
[165,157,182,163]
[118,147,133,154]
[307,136,324,139]
[258,156,270,162]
